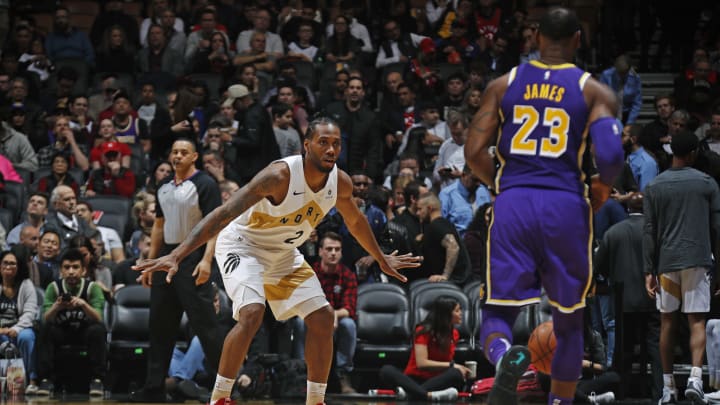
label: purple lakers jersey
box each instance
[496,60,592,195]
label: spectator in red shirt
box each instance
[89,119,131,170]
[85,142,135,198]
[292,231,358,394]
[377,296,470,401]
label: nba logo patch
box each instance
[544,71,550,80]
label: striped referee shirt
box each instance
[156,171,221,245]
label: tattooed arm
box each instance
[134,161,290,281]
[464,74,507,187]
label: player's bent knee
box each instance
[304,304,334,332]
[236,303,266,329]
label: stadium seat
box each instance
[85,195,131,217]
[355,283,412,369]
[97,212,129,241]
[511,304,539,346]
[106,285,150,391]
[410,285,474,361]
[408,279,460,303]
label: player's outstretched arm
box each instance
[133,162,290,282]
[335,171,421,282]
[465,75,507,187]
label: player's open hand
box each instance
[192,260,211,286]
[380,250,423,283]
[133,255,180,284]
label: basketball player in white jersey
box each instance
[134,117,422,405]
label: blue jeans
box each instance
[0,329,37,381]
[292,316,357,374]
[591,295,615,368]
[169,336,206,380]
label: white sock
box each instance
[306,380,327,405]
[663,374,675,389]
[691,366,703,381]
[429,387,458,401]
[210,375,235,402]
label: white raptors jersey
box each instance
[225,155,338,251]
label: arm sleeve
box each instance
[642,185,658,275]
[589,117,625,185]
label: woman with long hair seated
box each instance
[378,295,471,401]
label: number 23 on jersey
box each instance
[510,105,570,158]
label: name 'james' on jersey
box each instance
[496,60,593,195]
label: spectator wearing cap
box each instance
[109,91,150,149]
[4,77,47,151]
[235,7,284,58]
[225,84,281,185]
[44,6,94,66]
[137,23,185,80]
[644,130,720,400]
[0,119,38,172]
[37,116,89,171]
[437,16,480,65]
[89,119,131,170]
[376,18,428,69]
[409,38,442,97]
[85,141,136,198]
[32,154,80,196]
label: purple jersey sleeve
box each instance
[589,117,625,185]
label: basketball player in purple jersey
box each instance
[465,8,624,405]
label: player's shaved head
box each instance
[539,7,580,41]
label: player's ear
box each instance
[572,30,581,51]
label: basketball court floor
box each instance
[9,394,684,404]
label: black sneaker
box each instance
[177,379,209,400]
[36,379,54,396]
[89,379,104,397]
[488,345,531,405]
[128,387,169,403]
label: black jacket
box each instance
[322,101,383,181]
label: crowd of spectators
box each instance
[0,0,719,400]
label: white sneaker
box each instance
[429,387,458,402]
[588,391,615,404]
[396,387,407,400]
[659,386,678,404]
[707,390,720,404]
[685,377,707,404]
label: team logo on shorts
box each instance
[223,253,242,275]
